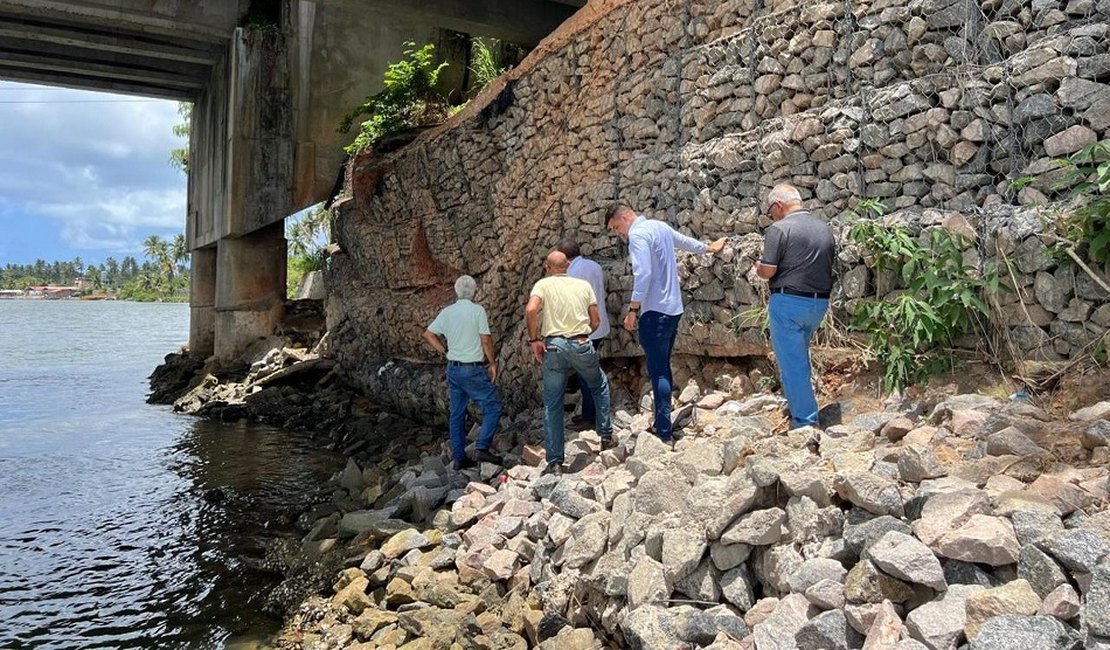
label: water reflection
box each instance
[0,417,341,649]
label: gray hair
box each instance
[454,275,477,300]
[767,184,803,206]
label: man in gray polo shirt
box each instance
[754,184,835,429]
[422,275,503,470]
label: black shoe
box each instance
[476,449,504,465]
[452,457,478,471]
[541,462,564,477]
[600,436,618,451]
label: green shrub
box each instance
[847,201,997,392]
[1052,140,1110,264]
[339,42,449,154]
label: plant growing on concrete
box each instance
[339,41,450,154]
[847,201,996,392]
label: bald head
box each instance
[545,250,570,274]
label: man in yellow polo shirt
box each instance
[525,251,614,476]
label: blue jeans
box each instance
[543,337,612,465]
[638,311,681,441]
[768,293,828,428]
[576,339,603,423]
[446,364,502,461]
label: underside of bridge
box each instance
[0,0,583,359]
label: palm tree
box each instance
[171,234,188,276]
[142,234,173,283]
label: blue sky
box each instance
[0,81,186,266]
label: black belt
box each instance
[447,360,486,367]
[771,287,830,299]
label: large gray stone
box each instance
[1082,420,1110,449]
[621,605,683,650]
[752,593,819,650]
[787,558,847,594]
[847,514,915,555]
[721,564,757,610]
[869,531,947,591]
[1085,562,1110,637]
[986,427,1047,456]
[721,508,787,546]
[836,473,905,517]
[548,482,602,519]
[1036,528,1110,574]
[661,526,707,582]
[969,615,1081,649]
[906,584,985,650]
[795,609,864,650]
[965,579,1042,640]
[627,555,670,609]
[1018,544,1070,598]
[561,512,609,569]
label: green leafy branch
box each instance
[339,42,450,154]
[846,202,996,392]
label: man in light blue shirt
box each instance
[558,238,609,428]
[421,275,503,471]
[606,203,725,442]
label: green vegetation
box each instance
[286,204,331,297]
[1049,140,1110,264]
[847,200,997,392]
[0,234,189,301]
[339,42,450,154]
[468,38,511,96]
[169,103,191,173]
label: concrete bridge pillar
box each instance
[214,223,287,360]
[189,247,217,356]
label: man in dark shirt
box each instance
[754,184,836,429]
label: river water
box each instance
[0,301,343,649]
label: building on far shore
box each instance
[0,289,24,299]
[25,286,80,299]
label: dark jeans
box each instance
[446,364,502,462]
[576,339,604,423]
[543,337,613,465]
[638,311,681,441]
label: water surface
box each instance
[0,300,341,648]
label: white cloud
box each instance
[0,81,187,257]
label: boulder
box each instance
[868,531,947,591]
[935,515,1021,566]
[964,579,1042,640]
[969,615,1081,649]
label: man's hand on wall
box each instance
[487,362,498,383]
[530,341,546,364]
[707,237,727,255]
[623,311,638,332]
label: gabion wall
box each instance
[326,0,1110,418]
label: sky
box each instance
[0,80,186,267]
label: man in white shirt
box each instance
[421,275,503,471]
[557,237,609,429]
[606,203,726,443]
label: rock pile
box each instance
[274,385,1110,649]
